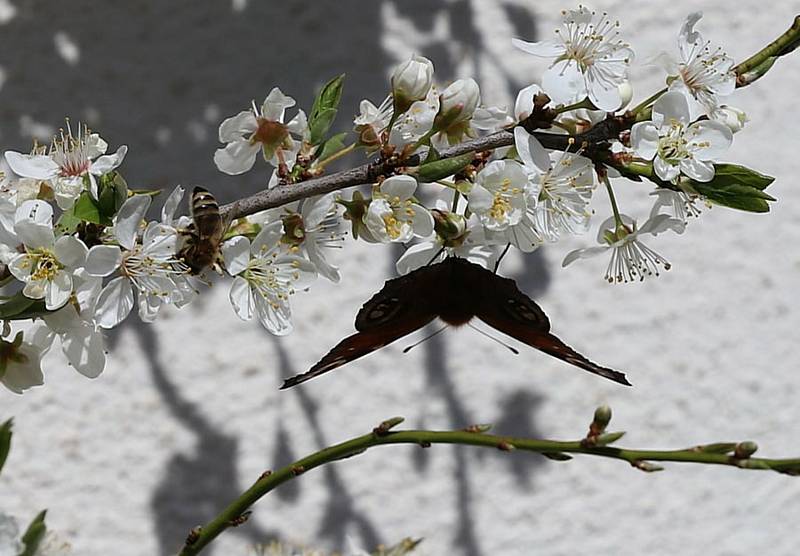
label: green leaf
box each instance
[97,171,129,221]
[0,419,12,476]
[685,163,776,213]
[316,132,348,163]
[309,74,345,145]
[692,182,774,212]
[72,192,103,224]
[416,152,474,183]
[711,164,775,191]
[0,292,48,321]
[19,510,47,556]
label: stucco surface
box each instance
[1,1,799,555]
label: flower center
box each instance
[489,193,512,221]
[51,125,92,177]
[382,213,404,239]
[252,118,290,149]
[29,249,63,282]
[657,121,690,164]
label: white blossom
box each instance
[512,7,633,111]
[354,96,393,150]
[222,221,317,335]
[4,124,127,208]
[468,160,529,231]
[563,213,684,283]
[0,328,50,394]
[667,12,736,119]
[299,194,345,283]
[87,193,193,328]
[214,87,308,177]
[365,175,434,243]
[391,55,434,111]
[630,91,732,183]
[7,200,87,310]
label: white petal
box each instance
[161,185,185,225]
[680,158,715,182]
[114,194,152,250]
[396,241,441,275]
[275,255,317,289]
[511,38,566,57]
[142,222,178,257]
[380,175,417,200]
[221,236,250,276]
[218,110,257,142]
[14,200,54,248]
[587,79,623,112]
[229,276,254,321]
[86,245,123,276]
[262,87,296,122]
[562,245,608,267]
[541,59,585,105]
[514,83,543,121]
[137,293,163,323]
[286,109,308,139]
[411,206,434,237]
[4,151,58,179]
[250,220,284,255]
[54,234,88,268]
[687,120,732,161]
[653,91,690,128]
[90,145,127,175]
[45,271,73,310]
[654,156,680,183]
[95,277,135,328]
[254,293,293,336]
[304,239,340,283]
[1,346,44,393]
[301,193,335,228]
[468,184,493,212]
[213,140,260,175]
[630,122,659,160]
[60,322,106,378]
[514,127,550,172]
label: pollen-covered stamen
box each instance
[243,253,298,307]
[605,238,671,283]
[556,9,630,78]
[310,211,346,250]
[29,249,64,282]
[120,248,188,299]
[657,120,691,163]
[680,39,733,94]
[50,122,93,178]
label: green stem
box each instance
[735,15,800,80]
[602,174,623,228]
[451,188,460,212]
[316,143,356,169]
[554,98,596,114]
[177,418,800,555]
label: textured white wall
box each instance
[1,1,799,555]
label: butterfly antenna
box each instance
[403,325,449,353]
[493,243,512,273]
[467,323,519,355]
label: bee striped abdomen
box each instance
[180,186,225,274]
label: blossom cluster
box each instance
[0,8,771,394]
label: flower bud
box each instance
[711,105,748,134]
[433,78,481,132]
[618,81,634,110]
[391,55,434,114]
[432,209,467,246]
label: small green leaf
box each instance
[693,443,738,454]
[316,132,348,163]
[0,419,12,476]
[309,74,345,145]
[55,207,82,235]
[72,192,103,224]
[0,292,48,321]
[711,164,775,191]
[19,510,47,556]
[416,152,474,183]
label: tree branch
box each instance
[177,414,800,555]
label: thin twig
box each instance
[177,417,800,555]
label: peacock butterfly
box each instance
[281,257,630,388]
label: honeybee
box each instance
[179,186,226,274]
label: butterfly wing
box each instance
[468,263,631,386]
[281,266,438,389]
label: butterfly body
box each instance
[282,257,629,389]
